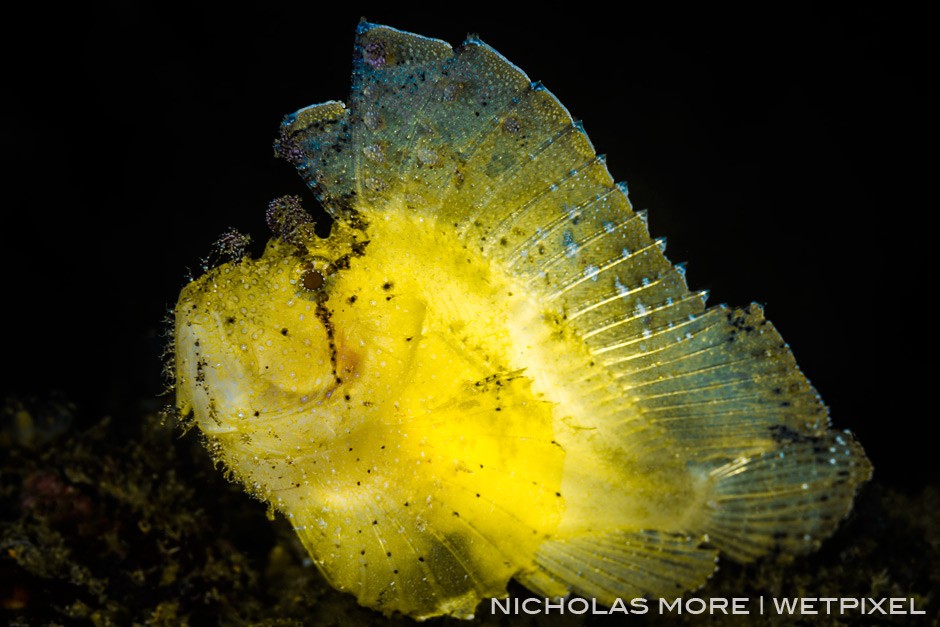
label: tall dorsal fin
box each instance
[277,20,868,493]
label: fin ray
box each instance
[527,530,718,602]
[693,431,872,561]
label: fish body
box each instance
[173,22,871,620]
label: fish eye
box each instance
[295,256,334,294]
[301,268,325,291]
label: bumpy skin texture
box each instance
[174,22,872,620]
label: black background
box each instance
[2,4,932,484]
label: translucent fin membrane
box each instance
[526,530,718,603]
[697,430,871,561]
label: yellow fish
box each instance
[172,22,871,620]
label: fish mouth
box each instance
[173,272,339,437]
[173,308,245,436]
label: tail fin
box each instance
[694,430,872,562]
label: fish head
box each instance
[173,204,372,439]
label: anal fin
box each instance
[519,530,718,604]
